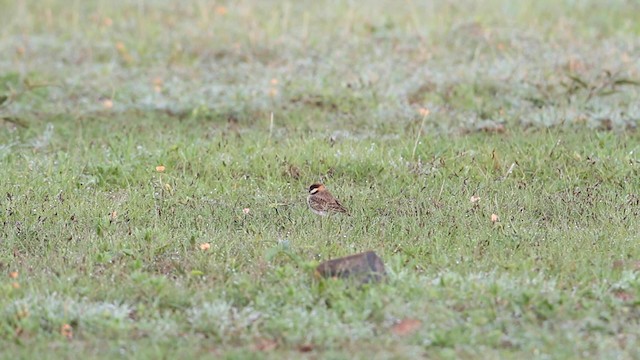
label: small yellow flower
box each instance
[418,107,430,117]
[153,77,163,93]
[115,42,133,64]
[101,98,114,109]
[155,165,166,173]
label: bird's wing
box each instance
[328,198,348,213]
[308,195,329,211]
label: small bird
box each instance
[307,183,349,216]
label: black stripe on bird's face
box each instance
[309,183,322,194]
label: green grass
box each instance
[1,0,640,358]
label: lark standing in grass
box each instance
[307,183,349,216]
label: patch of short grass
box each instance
[1,113,639,357]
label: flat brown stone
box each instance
[315,251,386,284]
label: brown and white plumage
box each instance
[307,183,348,216]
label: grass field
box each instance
[1,0,640,358]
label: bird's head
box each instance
[308,183,325,194]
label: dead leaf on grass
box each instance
[612,260,625,270]
[286,164,301,180]
[613,290,634,302]
[391,318,422,336]
[476,120,506,134]
[298,344,314,353]
[60,323,73,340]
[492,149,502,172]
[254,338,278,351]
[109,211,117,223]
